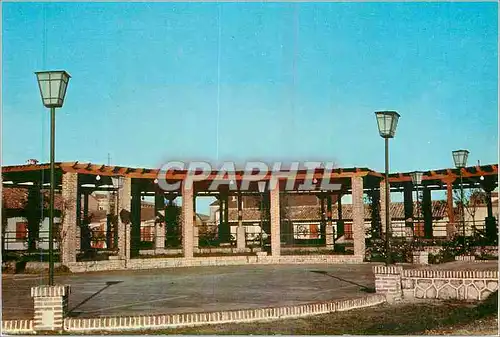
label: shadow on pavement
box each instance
[310,270,376,293]
[67,280,123,317]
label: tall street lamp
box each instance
[375,110,400,265]
[410,171,424,238]
[452,149,469,247]
[35,70,71,286]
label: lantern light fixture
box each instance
[257,181,266,193]
[35,71,71,108]
[410,171,424,186]
[452,149,469,169]
[375,111,400,138]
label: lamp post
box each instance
[35,70,71,286]
[452,149,469,247]
[375,111,400,265]
[410,171,424,238]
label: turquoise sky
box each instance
[2,1,498,175]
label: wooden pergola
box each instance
[2,162,498,265]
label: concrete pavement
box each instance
[2,263,377,320]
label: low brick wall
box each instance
[401,269,498,300]
[67,260,126,273]
[412,251,429,265]
[25,262,63,273]
[455,255,476,261]
[1,320,34,334]
[67,255,363,273]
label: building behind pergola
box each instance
[2,162,498,265]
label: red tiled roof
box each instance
[2,187,64,210]
[226,200,449,222]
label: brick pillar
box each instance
[412,251,429,264]
[379,179,391,235]
[270,183,281,257]
[118,177,131,261]
[61,172,78,264]
[75,187,81,253]
[373,265,403,302]
[325,195,334,250]
[352,176,365,258]
[31,285,70,332]
[182,181,194,258]
[236,193,246,251]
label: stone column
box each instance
[236,193,246,251]
[31,285,70,332]
[61,172,78,264]
[154,190,165,253]
[270,183,281,257]
[325,194,334,250]
[182,181,194,258]
[117,177,131,261]
[352,176,365,258]
[446,180,456,238]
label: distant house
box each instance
[207,194,453,241]
[2,187,62,250]
[1,188,209,251]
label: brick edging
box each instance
[60,294,385,333]
[402,269,498,279]
[1,320,34,334]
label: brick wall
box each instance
[1,319,33,334]
[31,285,70,331]
[373,265,403,302]
[182,182,194,258]
[374,266,498,301]
[61,172,78,264]
[412,251,429,264]
[351,176,365,257]
[66,260,126,273]
[118,177,131,260]
[270,185,280,257]
[401,269,498,300]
